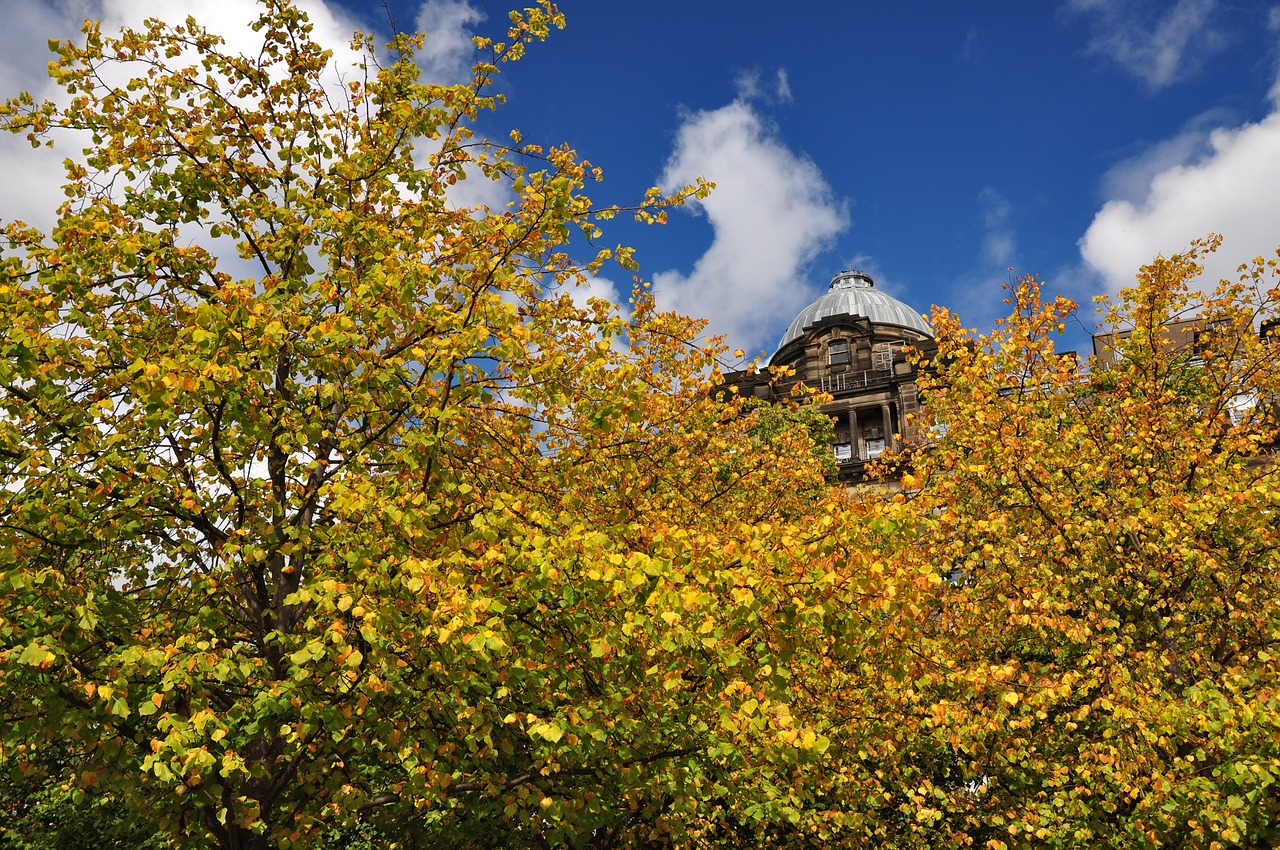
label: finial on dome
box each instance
[829,270,874,291]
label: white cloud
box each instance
[1270,6,1280,104]
[0,0,365,236]
[414,0,485,86]
[405,3,517,215]
[1,1,95,232]
[977,186,1016,268]
[0,0,82,97]
[774,69,793,104]
[1098,108,1234,204]
[96,0,362,65]
[1072,5,1280,307]
[440,162,516,213]
[733,68,793,106]
[562,274,621,313]
[959,27,985,63]
[1066,0,1223,90]
[1079,108,1280,295]
[651,100,847,357]
[933,188,1031,334]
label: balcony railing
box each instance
[820,367,893,394]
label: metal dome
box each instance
[776,270,932,351]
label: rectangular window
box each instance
[1228,393,1257,426]
[834,443,853,463]
[828,340,849,367]
[865,438,886,459]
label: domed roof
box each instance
[776,270,932,351]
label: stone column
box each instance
[881,402,893,451]
[851,405,863,460]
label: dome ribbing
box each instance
[776,270,932,352]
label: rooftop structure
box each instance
[723,270,936,484]
[776,270,934,351]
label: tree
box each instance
[0,3,855,848]
[842,237,1280,848]
[10,5,1279,848]
[0,736,164,850]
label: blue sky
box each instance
[5,0,1280,357]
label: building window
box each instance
[865,438,886,459]
[872,343,893,371]
[1228,393,1257,426]
[828,339,849,367]
[834,443,853,463]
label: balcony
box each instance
[819,367,893,395]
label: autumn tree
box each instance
[836,237,1280,849]
[11,4,1280,847]
[0,3,862,848]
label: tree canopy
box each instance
[866,238,1280,848]
[3,2,1280,848]
[0,2,845,847]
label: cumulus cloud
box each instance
[2,1,97,232]
[1,0,83,97]
[651,100,848,357]
[1071,4,1280,304]
[1,0,515,240]
[1270,6,1280,104]
[1066,0,1224,90]
[414,0,485,86]
[1097,108,1235,204]
[91,0,362,66]
[1079,108,1280,295]
[560,275,623,317]
[406,3,515,214]
[0,0,364,234]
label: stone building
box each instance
[722,270,936,484]
[1091,316,1204,366]
[722,271,1278,484]
[1092,314,1280,433]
